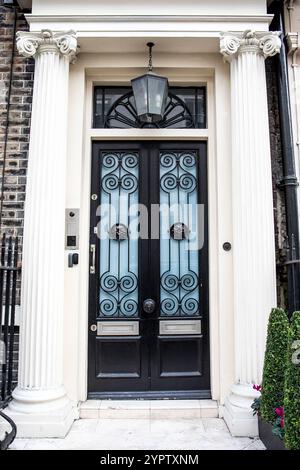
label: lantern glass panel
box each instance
[132,73,168,123]
[148,75,168,117]
[131,75,148,117]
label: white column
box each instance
[220,30,281,436]
[7,29,78,438]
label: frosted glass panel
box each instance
[98,152,139,318]
[160,151,200,317]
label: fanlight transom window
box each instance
[93,87,206,129]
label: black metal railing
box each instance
[0,234,21,404]
[0,234,20,449]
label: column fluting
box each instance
[8,30,78,433]
[220,30,281,436]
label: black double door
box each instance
[88,141,210,398]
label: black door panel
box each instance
[88,141,210,397]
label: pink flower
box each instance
[280,417,285,429]
[253,384,262,392]
[275,406,284,418]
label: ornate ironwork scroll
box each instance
[104,92,195,129]
[99,152,139,318]
[170,222,190,240]
[109,223,128,240]
[160,151,200,317]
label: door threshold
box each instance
[88,390,211,400]
[80,396,218,420]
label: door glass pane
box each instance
[160,150,200,317]
[98,151,139,318]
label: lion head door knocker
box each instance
[109,223,128,241]
[169,222,190,241]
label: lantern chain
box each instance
[147,42,154,72]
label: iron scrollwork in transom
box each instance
[104,92,195,129]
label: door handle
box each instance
[90,244,96,274]
[143,298,156,314]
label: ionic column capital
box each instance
[16,29,78,63]
[220,30,281,61]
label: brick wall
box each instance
[0,4,34,246]
[0,5,33,394]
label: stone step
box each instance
[80,399,219,420]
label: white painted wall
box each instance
[32,0,268,17]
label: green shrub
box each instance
[260,308,289,423]
[284,311,300,450]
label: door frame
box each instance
[70,70,232,404]
[87,140,210,399]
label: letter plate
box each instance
[159,320,201,335]
[97,321,139,336]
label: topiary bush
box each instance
[284,311,300,450]
[260,308,289,423]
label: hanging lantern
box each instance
[131,42,169,124]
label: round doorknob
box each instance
[143,298,156,314]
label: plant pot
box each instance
[258,415,287,450]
